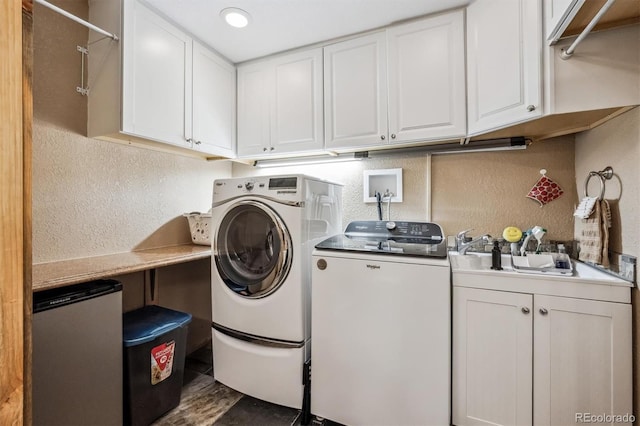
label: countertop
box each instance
[33,244,212,292]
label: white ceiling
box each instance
[144,0,471,63]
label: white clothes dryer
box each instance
[211,175,342,409]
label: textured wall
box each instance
[574,107,640,416]
[574,107,640,257]
[233,136,578,241]
[432,136,577,240]
[233,155,431,225]
[33,0,231,263]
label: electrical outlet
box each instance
[619,254,636,283]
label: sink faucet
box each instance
[456,229,492,255]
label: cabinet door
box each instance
[466,0,542,136]
[533,295,632,426]
[545,0,585,43]
[387,11,466,144]
[122,0,192,148]
[452,287,532,426]
[237,61,272,157]
[192,42,236,158]
[271,48,324,154]
[324,32,388,150]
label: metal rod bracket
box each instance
[560,0,617,60]
[76,45,89,96]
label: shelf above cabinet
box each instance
[549,0,640,43]
[471,106,634,141]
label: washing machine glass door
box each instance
[215,200,293,298]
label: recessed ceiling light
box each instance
[220,7,250,28]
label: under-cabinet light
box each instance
[252,137,528,168]
[348,137,528,159]
[253,154,363,168]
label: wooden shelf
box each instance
[471,106,635,142]
[33,244,211,292]
[561,0,640,39]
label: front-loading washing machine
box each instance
[210,174,342,409]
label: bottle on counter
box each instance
[491,240,503,270]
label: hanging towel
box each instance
[527,174,564,206]
[578,199,610,267]
[573,196,598,219]
[601,199,611,267]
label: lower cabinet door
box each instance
[533,295,633,426]
[452,287,533,426]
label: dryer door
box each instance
[214,200,293,298]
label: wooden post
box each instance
[22,1,34,424]
[0,0,26,424]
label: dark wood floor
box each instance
[152,342,305,426]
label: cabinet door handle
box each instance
[521,307,530,314]
[380,135,386,140]
[527,105,536,112]
[539,307,548,315]
[391,134,396,139]
[194,140,202,145]
[270,147,275,151]
[263,147,268,151]
[186,138,194,144]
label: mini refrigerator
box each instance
[33,279,123,426]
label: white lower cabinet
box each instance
[453,287,532,426]
[533,294,633,426]
[453,287,632,426]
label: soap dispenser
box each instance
[491,241,503,270]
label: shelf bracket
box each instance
[76,45,89,96]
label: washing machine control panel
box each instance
[344,221,444,243]
[316,220,447,257]
[213,176,308,203]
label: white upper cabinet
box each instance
[387,10,466,143]
[544,0,584,43]
[192,41,236,158]
[122,0,192,149]
[466,0,543,136]
[237,48,324,158]
[88,0,236,158]
[271,49,324,153]
[325,10,466,151]
[324,32,389,150]
[237,61,271,156]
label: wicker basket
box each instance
[183,212,212,245]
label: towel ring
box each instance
[584,166,613,200]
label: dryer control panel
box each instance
[213,174,340,207]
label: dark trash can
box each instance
[123,305,192,426]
